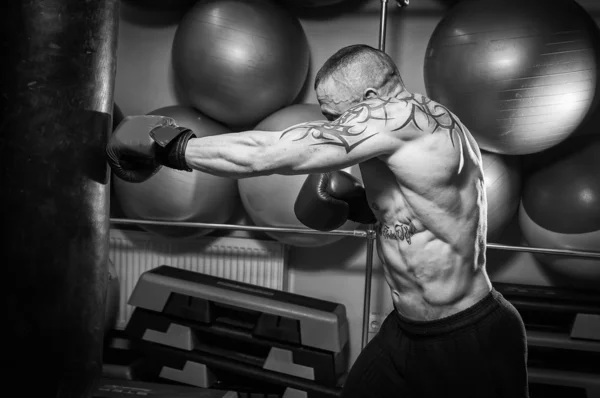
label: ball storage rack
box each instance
[109,217,600,350]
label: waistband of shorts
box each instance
[393,288,501,337]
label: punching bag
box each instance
[1,0,119,395]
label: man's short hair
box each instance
[314,44,402,96]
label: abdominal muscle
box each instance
[361,148,491,321]
[376,227,491,321]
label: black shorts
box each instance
[341,289,529,398]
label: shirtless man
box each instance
[107,45,528,398]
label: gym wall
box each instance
[113,0,600,367]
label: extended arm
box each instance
[184,97,413,178]
[105,97,430,183]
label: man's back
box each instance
[359,92,492,321]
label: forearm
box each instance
[183,131,272,178]
[181,109,394,178]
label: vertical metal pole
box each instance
[361,227,377,349]
[361,0,391,352]
[378,0,389,52]
[361,0,410,351]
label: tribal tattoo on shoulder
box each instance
[279,98,393,153]
[377,220,417,245]
[399,93,465,148]
[278,94,465,152]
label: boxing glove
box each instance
[106,115,196,183]
[294,171,377,231]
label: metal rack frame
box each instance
[110,218,600,350]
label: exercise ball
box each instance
[238,104,361,247]
[104,259,120,335]
[110,104,126,219]
[519,135,600,283]
[279,0,348,8]
[124,0,197,10]
[113,103,124,130]
[481,151,521,241]
[113,106,238,237]
[172,0,310,128]
[424,0,600,155]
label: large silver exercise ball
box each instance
[112,106,238,238]
[238,104,362,247]
[424,0,600,155]
[172,0,310,128]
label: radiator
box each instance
[109,228,288,330]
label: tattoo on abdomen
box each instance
[377,220,417,244]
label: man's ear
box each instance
[363,88,378,100]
